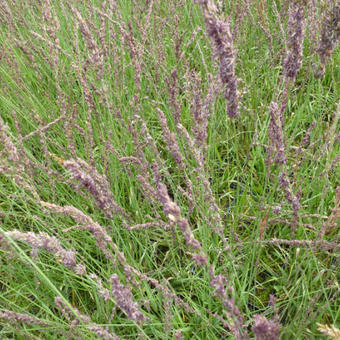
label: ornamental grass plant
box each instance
[0,0,339,339]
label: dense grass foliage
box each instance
[0,0,339,339]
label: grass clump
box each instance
[0,0,339,339]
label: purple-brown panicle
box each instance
[196,0,240,118]
[3,229,86,275]
[283,0,307,83]
[109,274,149,324]
[252,314,281,340]
[315,1,340,77]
